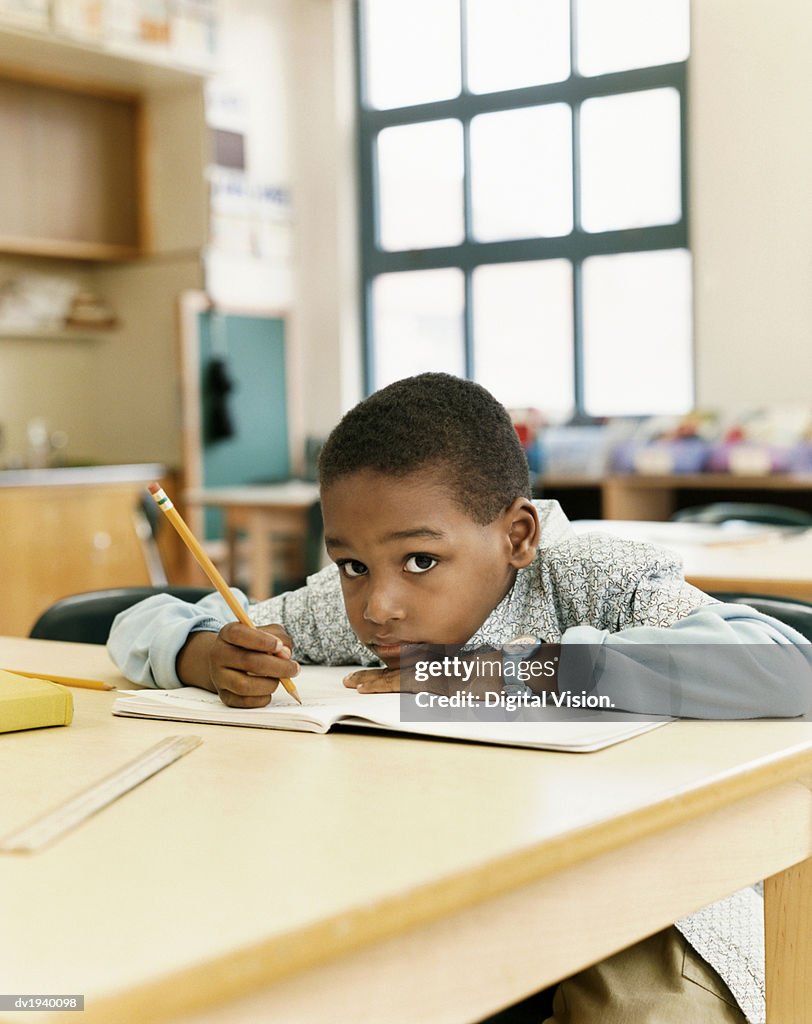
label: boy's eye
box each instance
[404,554,437,574]
[340,560,368,578]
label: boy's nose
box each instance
[362,581,405,625]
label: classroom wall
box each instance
[86,256,203,466]
[0,253,202,468]
[689,0,812,412]
[0,257,98,463]
[204,0,295,312]
[288,0,363,439]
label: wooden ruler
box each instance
[0,735,202,854]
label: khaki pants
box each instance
[542,926,747,1024]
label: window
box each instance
[355,0,691,417]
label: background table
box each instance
[184,481,321,600]
[573,519,812,600]
[2,637,812,1023]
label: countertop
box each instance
[0,463,166,487]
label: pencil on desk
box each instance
[147,483,302,705]
[4,670,113,691]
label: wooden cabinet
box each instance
[0,73,143,259]
[0,466,169,636]
[0,23,209,261]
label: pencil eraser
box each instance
[148,482,161,495]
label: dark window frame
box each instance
[355,1,689,414]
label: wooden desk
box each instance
[184,481,320,600]
[573,519,812,600]
[2,637,812,1024]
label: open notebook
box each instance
[112,666,670,753]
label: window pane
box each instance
[377,120,464,251]
[361,0,460,110]
[473,261,573,416]
[470,105,573,241]
[575,0,689,77]
[466,0,570,94]
[580,88,681,233]
[582,249,692,417]
[371,269,465,390]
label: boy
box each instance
[109,373,810,1024]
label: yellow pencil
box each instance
[147,483,302,705]
[4,670,113,691]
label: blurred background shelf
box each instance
[535,472,812,521]
[0,327,120,341]
[0,19,215,92]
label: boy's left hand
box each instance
[342,667,405,693]
[342,663,472,696]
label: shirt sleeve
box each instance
[106,565,377,689]
[546,533,812,718]
[560,602,812,719]
[106,588,250,688]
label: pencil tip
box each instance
[280,677,302,704]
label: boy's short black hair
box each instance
[318,373,531,524]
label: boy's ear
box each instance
[503,497,540,568]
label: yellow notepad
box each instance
[0,670,73,734]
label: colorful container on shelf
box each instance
[706,441,812,475]
[611,437,710,475]
[538,425,616,477]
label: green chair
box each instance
[672,502,812,527]
[29,586,214,645]
[708,592,812,642]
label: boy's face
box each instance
[321,469,538,667]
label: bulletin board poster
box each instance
[197,309,289,538]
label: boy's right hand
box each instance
[177,623,299,708]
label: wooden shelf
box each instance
[535,472,812,521]
[0,22,214,93]
[0,326,119,341]
[604,472,812,490]
[0,25,209,262]
[0,234,142,261]
[537,473,604,488]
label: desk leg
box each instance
[225,518,239,587]
[603,480,675,520]
[246,511,273,602]
[765,855,812,1022]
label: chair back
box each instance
[709,592,812,642]
[304,500,324,577]
[673,502,812,527]
[29,587,214,645]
